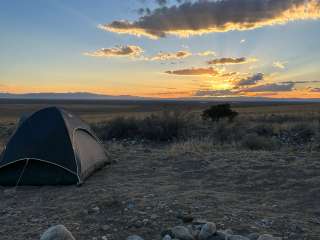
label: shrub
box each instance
[241,133,280,150]
[141,111,187,141]
[208,120,246,144]
[202,104,238,122]
[93,111,188,142]
[287,122,315,144]
[92,117,139,141]
[211,121,235,144]
[249,123,274,137]
[0,124,15,143]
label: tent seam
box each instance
[0,158,78,176]
[58,108,82,184]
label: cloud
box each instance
[236,73,264,86]
[165,67,219,76]
[155,0,167,6]
[100,0,320,38]
[221,71,239,77]
[148,50,191,60]
[84,45,143,58]
[309,87,320,92]
[240,39,246,44]
[273,61,287,69]
[197,50,216,56]
[194,89,238,97]
[243,83,295,92]
[207,57,257,65]
[281,80,320,84]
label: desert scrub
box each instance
[92,111,189,142]
[202,103,238,122]
[91,108,320,151]
[241,133,281,150]
[167,138,216,157]
[278,121,317,146]
[0,123,15,143]
[207,119,246,145]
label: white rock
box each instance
[199,222,217,240]
[126,235,144,240]
[163,234,172,240]
[40,225,75,240]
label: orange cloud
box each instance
[148,50,191,61]
[165,67,219,76]
[84,45,143,58]
[100,0,320,39]
[197,51,216,57]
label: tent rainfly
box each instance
[0,107,109,186]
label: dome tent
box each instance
[0,107,109,186]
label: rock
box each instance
[228,235,250,240]
[101,225,111,231]
[208,234,225,240]
[126,235,144,240]
[163,234,172,240]
[161,229,173,238]
[216,229,233,240]
[257,234,282,240]
[171,226,194,240]
[224,229,234,235]
[247,233,259,240]
[127,201,135,209]
[199,222,217,240]
[177,212,194,223]
[132,220,143,228]
[150,214,158,220]
[90,206,100,214]
[40,225,75,240]
[192,219,208,226]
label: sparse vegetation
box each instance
[93,111,188,142]
[241,133,280,150]
[91,105,320,151]
[1,101,320,240]
[202,104,238,122]
[0,123,14,148]
[1,101,320,151]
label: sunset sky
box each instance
[1,0,320,98]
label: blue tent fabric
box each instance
[0,107,109,186]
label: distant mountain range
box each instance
[1,92,320,102]
[0,92,151,100]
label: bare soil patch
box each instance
[1,143,320,239]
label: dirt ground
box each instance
[1,143,320,240]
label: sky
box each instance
[0,0,320,99]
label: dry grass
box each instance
[1,101,320,151]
